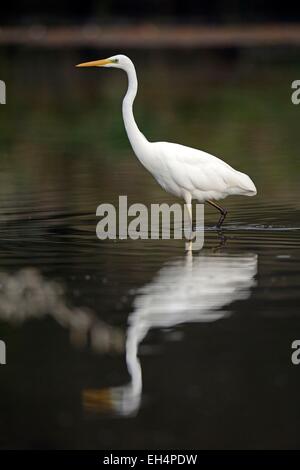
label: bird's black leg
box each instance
[207,200,228,228]
[216,209,228,228]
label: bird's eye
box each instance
[112,58,119,63]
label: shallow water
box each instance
[0,49,300,449]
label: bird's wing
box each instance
[155,142,256,195]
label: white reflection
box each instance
[0,268,123,353]
[83,252,257,416]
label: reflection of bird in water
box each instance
[0,268,123,353]
[83,252,258,416]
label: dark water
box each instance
[0,49,299,449]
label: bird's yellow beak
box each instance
[82,388,114,413]
[76,58,113,67]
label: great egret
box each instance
[76,55,257,227]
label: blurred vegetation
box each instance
[0,49,300,178]
[0,47,299,239]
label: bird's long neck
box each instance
[122,63,149,160]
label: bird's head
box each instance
[76,54,132,71]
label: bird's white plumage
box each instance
[77,54,257,216]
[150,141,257,202]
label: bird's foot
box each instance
[212,230,228,251]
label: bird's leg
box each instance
[184,209,196,252]
[212,231,228,252]
[187,203,193,229]
[183,196,197,251]
[184,197,196,231]
[207,200,228,228]
[184,194,192,227]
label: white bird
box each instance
[76,54,257,228]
